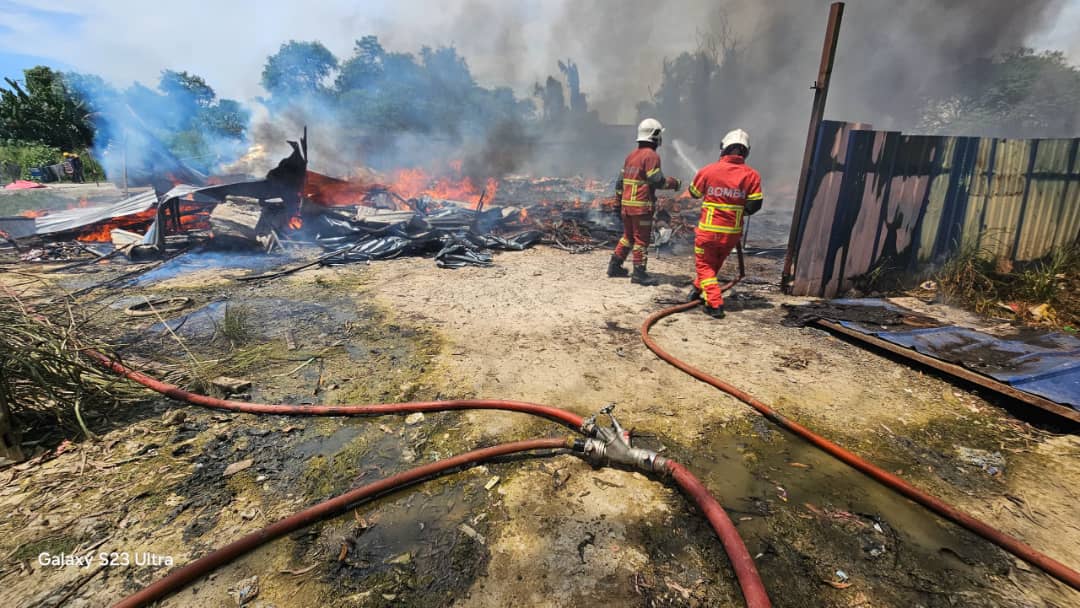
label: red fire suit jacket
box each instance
[688,155,763,235]
[615,147,679,216]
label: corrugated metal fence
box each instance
[788,120,1080,297]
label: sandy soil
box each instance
[366,246,1080,607]
[0,240,1078,607]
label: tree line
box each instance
[1,34,1075,184]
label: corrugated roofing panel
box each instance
[34,190,160,235]
[790,122,1080,297]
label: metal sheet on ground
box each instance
[826,303,1080,409]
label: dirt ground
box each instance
[1,235,1078,607]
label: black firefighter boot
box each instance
[631,264,659,286]
[607,254,629,277]
[704,303,726,319]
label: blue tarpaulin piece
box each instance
[834,305,1080,409]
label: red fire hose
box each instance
[88,350,769,607]
[642,301,1080,591]
[85,350,585,430]
[113,438,574,608]
[667,459,770,608]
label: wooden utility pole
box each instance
[781,2,845,293]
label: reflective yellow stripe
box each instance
[618,237,631,247]
[689,184,703,198]
[699,202,743,233]
[621,199,652,207]
[622,178,644,184]
[747,192,763,201]
[700,277,720,287]
[632,244,645,251]
[702,202,743,211]
[693,246,705,255]
[646,168,661,177]
[697,222,741,234]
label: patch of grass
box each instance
[935,239,1080,328]
[1017,245,1079,302]
[219,303,251,346]
[0,293,145,445]
[9,535,78,562]
[936,238,1000,310]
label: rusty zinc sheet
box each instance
[788,121,1080,297]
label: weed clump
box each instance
[935,240,1080,329]
[218,303,252,346]
[0,293,144,450]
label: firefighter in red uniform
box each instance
[687,129,763,318]
[607,118,681,285]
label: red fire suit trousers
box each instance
[693,230,740,307]
[614,211,652,266]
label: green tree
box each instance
[262,41,338,98]
[198,99,248,138]
[918,48,1080,137]
[0,66,94,150]
[159,70,215,108]
[636,29,742,152]
[335,36,385,92]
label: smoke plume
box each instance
[8,0,1073,196]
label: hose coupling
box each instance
[578,404,669,474]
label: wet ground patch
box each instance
[639,417,1019,607]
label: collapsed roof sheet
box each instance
[34,190,160,235]
[31,185,215,236]
[794,299,1080,409]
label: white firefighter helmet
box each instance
[721,129,751,154]
[636,118,664,145]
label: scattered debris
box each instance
[212,376,253,395]
[577,532,595,564]
[664,577,694,599]
[228,575,259,606]
[161,410,187,425]
[124,297,192,317]
[552,468,571,489]
[280,564,318,576]
[823,569,852,589]
[223,459,254,477]
[458,523,486,545]
[956,446,1006,476]
[1029,303,1056,323]
[404,412,425,425]
[484,476,501,491]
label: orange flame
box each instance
[304,171,379,207]
[73,204,210,243]
[20,208,48,218]
[288,216,303,230]
[304,164,500,211]
[387,163,497,208]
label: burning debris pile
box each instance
[0,129,704,275]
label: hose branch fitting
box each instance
[577,404,669,474]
